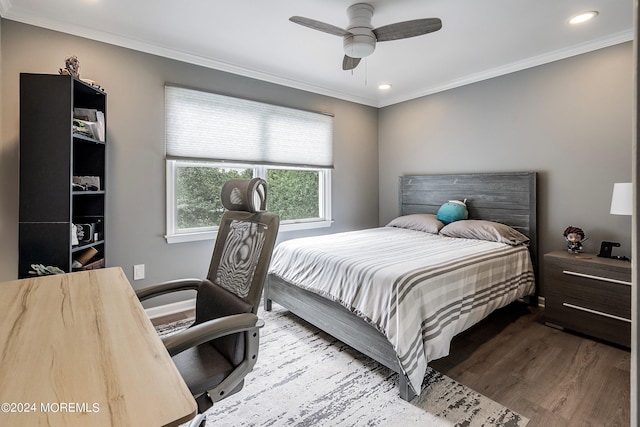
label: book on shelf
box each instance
[73,176,101,191]
[75,247,98,266]
[72,246,104,271]
[73,108,105,142]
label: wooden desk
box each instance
[0,267,197,426]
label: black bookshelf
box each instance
[19,73,107,278]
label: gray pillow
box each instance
[386,214,444,234]
[439,220,529,246]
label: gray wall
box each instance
[379,42,633,293]
[0,20,379,300]
[1,19,633,301]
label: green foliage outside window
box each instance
[176,166,252,229]
[176,165,321,229]
[268,169,320,221]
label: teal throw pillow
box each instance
[436,200,468,224]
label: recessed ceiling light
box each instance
[378,84,392,90]
[569,11,598,25]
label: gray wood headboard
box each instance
[399,172,538,289]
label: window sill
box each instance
[165,220,333,244]
[165,231,217,244]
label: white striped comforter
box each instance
[268,227,535,394]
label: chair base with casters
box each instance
[138,282,264,427]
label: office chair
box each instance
[137,178,279,427]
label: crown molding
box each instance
[379,29,634,108]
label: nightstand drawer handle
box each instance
[562,270,631,286]
[562,302,631,323]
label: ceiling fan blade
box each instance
[342,55,361,71]
[373,18,442,42]
[289,16,351,37]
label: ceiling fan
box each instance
[289,3,442,71]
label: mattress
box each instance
[268,227,535,394]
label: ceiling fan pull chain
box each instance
[364,57,368,87]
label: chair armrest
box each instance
[136,278,202,301]
[163,313,264,357]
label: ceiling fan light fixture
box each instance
[568,11,598,25]
[343,3,376,58]
[343,33,376,58]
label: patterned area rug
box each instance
[157,305,528,427]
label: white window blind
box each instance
[165,86,333,168]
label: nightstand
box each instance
[544,250,631,348]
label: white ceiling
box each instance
[0,0,633,107]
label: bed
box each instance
[264,172,538,400]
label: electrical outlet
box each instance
[133,264,145,281]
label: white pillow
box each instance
[386,214,444,234]
[439,220,529,246]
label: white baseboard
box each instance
[145,298,196,320]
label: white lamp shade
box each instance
[610,182,632,215]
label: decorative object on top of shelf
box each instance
[58,56,105,91]
[436,199,468,225]
[80,78,104,91]
[59,55,80,77]
[29,264,65,276]
[563,226,586,253]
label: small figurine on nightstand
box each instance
[563,226,586,253]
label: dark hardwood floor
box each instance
[151,302,629,426]
[430,302,630,427]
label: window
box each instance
[165,86,333,243]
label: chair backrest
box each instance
[193,179,279,366]
[205,210,279,312]
[206,178,279,313]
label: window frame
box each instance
[165,159,332,244]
